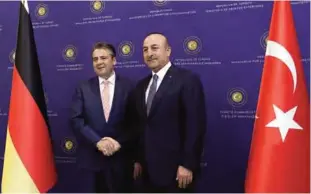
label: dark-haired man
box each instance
[71,42,136,192]
[132,33,207,192]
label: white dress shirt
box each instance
[99,71,115,110]
[145,61,172,102]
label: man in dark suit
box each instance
[132,32,207,192]
[70,42,135,193]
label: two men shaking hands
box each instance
[71,32,206,193]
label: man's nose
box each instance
[147,51,153,58]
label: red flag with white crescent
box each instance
[245,0,310,193]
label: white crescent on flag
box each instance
[265,40,297,93]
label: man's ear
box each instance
[113,57,117,65]
[167,46,171,56]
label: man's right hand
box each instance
[133,162,142,180]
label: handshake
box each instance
[96,137,121,156]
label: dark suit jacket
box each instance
[70,74,135,184]
[132,64,207,187]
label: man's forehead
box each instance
[143,40,166,48]
[143,43,160,47]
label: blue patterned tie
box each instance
[146,74,158,115]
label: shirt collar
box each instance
[152,61,171,80]
[98,71,116,85]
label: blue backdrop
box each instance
[0,1,309,192]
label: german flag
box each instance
[1,0,57,192]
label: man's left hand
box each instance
[176,165,193,189]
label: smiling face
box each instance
[92,48,116,79]
[143,33,171,73]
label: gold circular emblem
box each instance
[118,41,134,58]
[65,140,73,150]
[62,45,77,62]
[38,7,46,16]
[183,36,202,55]
[122,45,131,55]
[187,40,198,51]
[90,1,104,14]
[35,4,48,19]
[232,92,243,103]
[227,88,247,107]
[93,1,102,10]
[61,137,77,154]
[66,48,74,58]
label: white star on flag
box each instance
[266,104,303,142]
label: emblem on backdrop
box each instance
[118,41,134,58]
[62,45,77,62]
[61,137,77,154]
[90,0,105,14]
[153,0,168,6]
[9,49,15,64]
[260,31,269,50]
[227,87,248,108]
[35,3,49,19]
[183,36,202,55]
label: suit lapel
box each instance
[90,77,106,121]
[141,74,152,119]
[148,65,174,118]
[108,75,122,123]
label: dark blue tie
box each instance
[146,74,158,115]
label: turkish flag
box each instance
[245,0,310,193]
